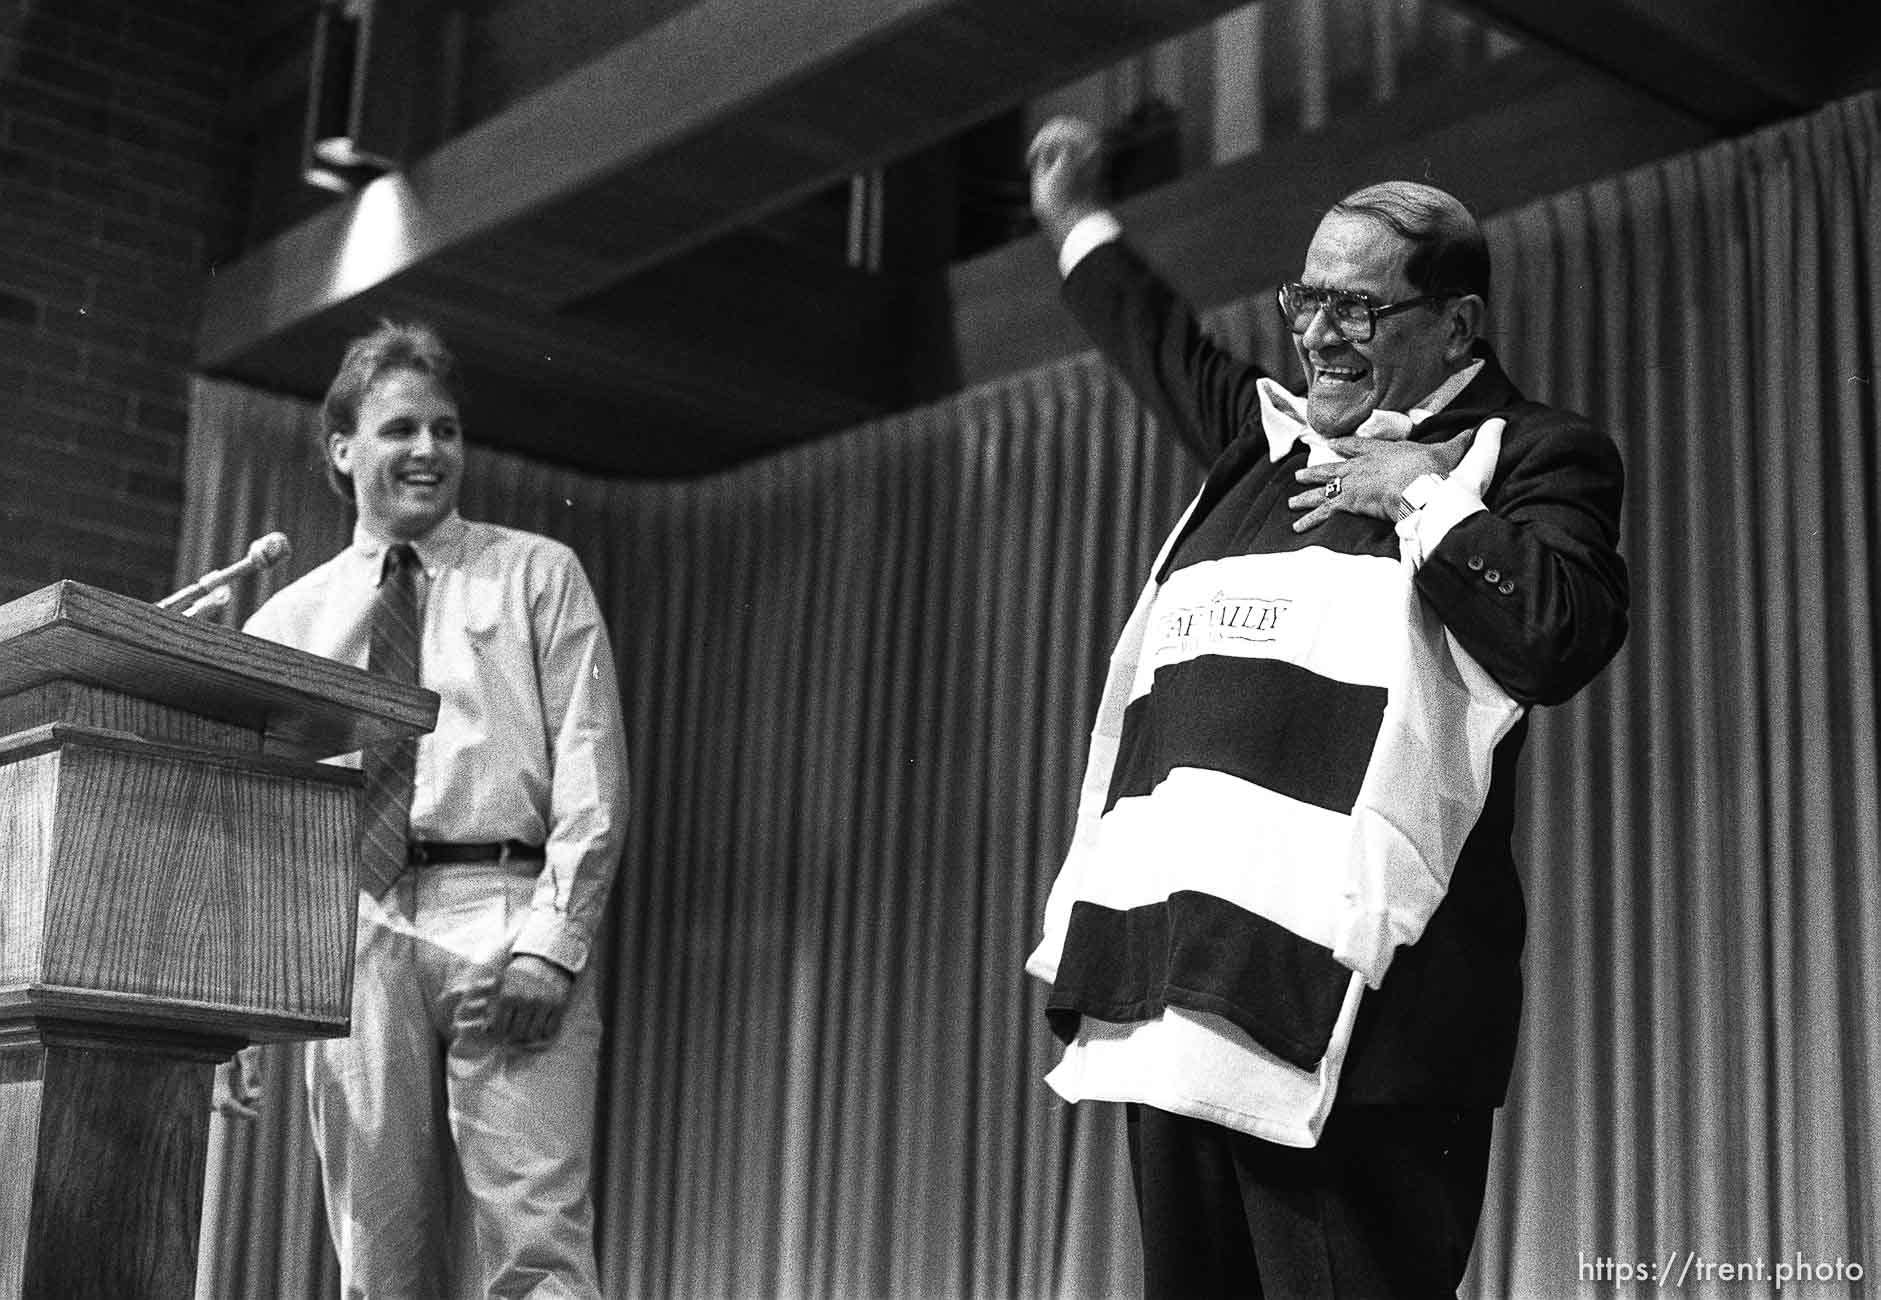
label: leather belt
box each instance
[407,839,546,867]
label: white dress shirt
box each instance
[246,511,628,974]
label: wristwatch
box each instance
[1392,472,1445,522]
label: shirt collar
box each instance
[1258,359,1486,463]
[350,511,468,582]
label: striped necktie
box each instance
[358,542,421,896]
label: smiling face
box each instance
[329,367,464,541]
[1295,210,1471,437]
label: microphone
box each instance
[158,532,292,611]
[180,585,232,620]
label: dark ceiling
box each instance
[197,0,1881,478]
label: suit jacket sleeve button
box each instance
[1498,579,1515,595]
[1484,568,1501,583]
[1467,555,1485,571]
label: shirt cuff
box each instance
[1058,210,1124,278]
[511,910,593,975]
[1395,476,1488,569]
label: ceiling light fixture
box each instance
[302,0,395,192]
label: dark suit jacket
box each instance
[1064,238,1630,1104]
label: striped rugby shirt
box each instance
[1027,223,1534,1146]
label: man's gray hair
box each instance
[1331,181,1490,302]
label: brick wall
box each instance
[0,1,248,602]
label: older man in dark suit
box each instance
[1024,118,1629,1297]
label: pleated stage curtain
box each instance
[184,91,1879,1298]
[1474,92,1881,1296]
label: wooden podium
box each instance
[0,581,437,1299]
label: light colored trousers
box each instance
[306,860,604,1300]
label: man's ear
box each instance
[1445,295,1486,364]
[328,430,353,478]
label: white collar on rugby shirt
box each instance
[1257,361,1483,465]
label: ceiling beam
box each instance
[197,0,1251,376]
[1455,0,1833,129]
[206,256,900,471]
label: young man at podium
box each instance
[215,321,628,1299]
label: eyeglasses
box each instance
[1276,282,1451,343]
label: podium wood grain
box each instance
[0,724,358,1037]
[1,1028,221,1299]
[0,581,436,1300]
[0,581,434,759]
